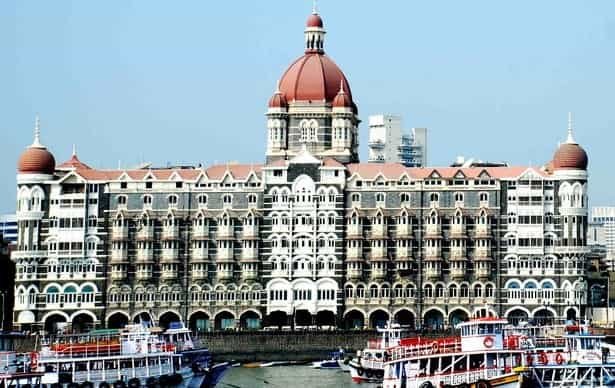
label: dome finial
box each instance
[72,143,77,157]
[339,79,345,94]
[275,79,281,94]
[312,0,318,14]
[566,111,576,144]
[32,114,43,148]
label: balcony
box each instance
[241,263,259,280]
[347,246,362,260]
[476,262,492,279]
[161,264,178,280]
[216,263,234,280]
[192,226,209,239]
[395,247,413,261]
[423,266,441,280]
[191,247,209,262]
[217,226,234,239]
[424,247,441,260]
[475,224,490,238]
[216,247,234,262]
[136,249,154,263]
[450,262,467,279]
[136,227,154,240]
[394,259,412,272]
[371,266,387,280]
[346,264,363,280]
[371,224,387,239]
[450,247,466,261]
[450,224,466,238]
[111,226,128,241]
[162,226,179,240]
[395,224,413,239]
[135,265,153,280]
[425,224,441,238]
[474,247,491,260]
[370,247,387,261]
[161,248,179,263]
[110,265,128,280]
[191,265,209,280]
[242,225,259,239]
[110,249,128,263]
[347,224,363,238]
[241,248,258,261]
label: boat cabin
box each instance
[161,322,194,352]
[456,318,508,352]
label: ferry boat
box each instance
[381,318,525,388]
[347,322,412,383]
[517,322,615,387]
[311,349,346,369]
[0,332,45,387]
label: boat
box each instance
[311,349,346,369]
[347,322,413,383]
[0,332,45,387]
[382,317,525,388]
[516,322,615,387]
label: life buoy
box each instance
[526,354,533,366]
[483,336,494,348]
[539,352,548,365]
[475,380,492,388]
[366,369,374,378]
[357,367,364,377]
[30,352,38,371]
[555,352,564,365]
[432,341,439,353]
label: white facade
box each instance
[591,207,615,270]
[367,114,426,167]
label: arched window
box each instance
[197,194,208,206]
[143,195,152,205]
[168,195,179,206]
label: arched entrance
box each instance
[239,311,261,330]
[107,312,129,329]
[159,311,181,330]
[189,312,210,334]
[423,309,444,330]
[72,313,94,333]
[449,309,469,327]
[215,311,236,330]
[266,311,288,329]
[315,310,336,328]
[134,312,153,326]
[394,309,415,328]
[369,309,390,329]
[295,309,313,328]
[506,308,529,326]
[533,309,554,326]
[343,310,365,330]
[44,313,68,334]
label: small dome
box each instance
[553,143,588,170]
[306,13,323,28]
[268,86,288,108]
[18,146,56,174]
[332,82,352,108]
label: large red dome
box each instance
[18,146,56,174]
[553,142,588,170]
[278,53,353,103]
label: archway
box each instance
[215,311,236,330]
[533,308,554,326]
[134,312,153,326]
[159,311,181,330]
[343,310,365,330]
[44,313,68,334]
[449,309,469,327]
[394,309,415,328]
[315,310,336,328]
[107,312,129,329]
[240,311,261,330]
[295,309,313,328]
[266,311,288,329]
[369,309,390,329]
[506,308,529,326]
[72,313,94,333]
[189,311,210,334]
[423,309,444,330]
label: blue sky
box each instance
[1,0,614,213]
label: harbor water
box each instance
[217,365,379,388]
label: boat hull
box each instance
[348,359,383,383]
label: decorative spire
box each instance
[312,0,318,14]
[32,115,43,148]
[338,79,345,94]
[275,79,281,94]
[72,143,77,157]
[566,111,576,144]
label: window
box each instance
[351,193,360,203]
[454,192,464,203]
[120,182,127,189]
[168,195,178,205]
[376,193,385,203]
[273,170,283,177]
[248,194,257,204]
[223,194,232,204]
[197,194,208,206]
[145,181,153,189]
[479,193,489,202]
[429,193,439,203]
[175,182,183,189]
[117,195,127,205]
[400,193,410,204]
[143,195,152,205]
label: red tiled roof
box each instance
[58,154,91,170]
[346,163,549,180]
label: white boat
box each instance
[311,349,346,369]
[34,324,194,387]
[347,322,412,383]
[382,318,524,388]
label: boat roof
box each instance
[456,317,508,328]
